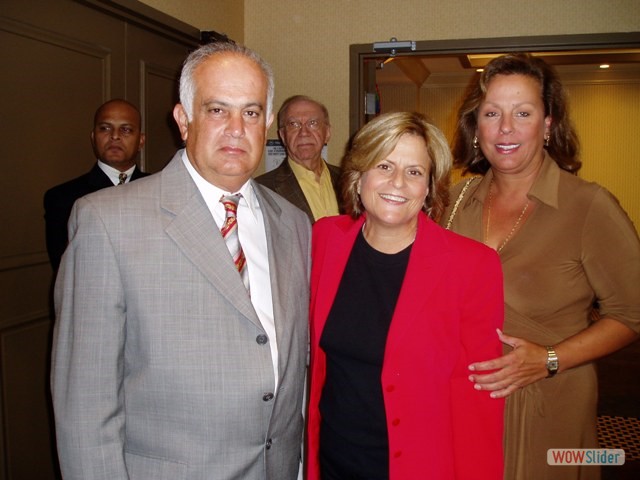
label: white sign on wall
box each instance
[265,139,287,172]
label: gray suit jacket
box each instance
[51,151,311,480]
[254,158,342,223]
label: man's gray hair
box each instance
[179,42,275,121]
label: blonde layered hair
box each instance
[342,111,451,221]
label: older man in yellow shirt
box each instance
[256,95,341,222]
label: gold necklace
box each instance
[485,181,529,253]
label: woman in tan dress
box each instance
[442,53,640,480]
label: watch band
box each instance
[545,345,559,378]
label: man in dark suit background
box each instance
[255,95,341,223]
[43,99,148,270]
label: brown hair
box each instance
[342,111,451,222]
[452,53,580,174]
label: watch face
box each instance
[546,346,558,375]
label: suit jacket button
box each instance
[266,438,272,449]
[256,334,268,345]
[263,392,274,402]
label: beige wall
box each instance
[570,81,640,229]
[250,0,639,167]
[140,0,244,43]
[140,0,640,164]
[377,76,640,230]
[138,0,640,228]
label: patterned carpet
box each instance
[597,340,640,480]
[597,415,640,461]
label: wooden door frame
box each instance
[78,0,200,46]
[350,32,640,135]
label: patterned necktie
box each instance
[220,194,250,292]
[118,172,127,185]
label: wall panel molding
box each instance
[0,15,112,59]
[1,2,198,478]
[77,0,199,46]
[0,252,49,273]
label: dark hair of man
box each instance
[342,111,451,222]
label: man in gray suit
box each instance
[51,41,311,480]
[255,95,342,223]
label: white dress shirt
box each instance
[181,152,279,390]
[97,160,136,185]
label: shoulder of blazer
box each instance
[253,180,310,227]
[44,163,109,205]
[417,214,498,271]
[253,181,284,215]
[327,163,343,210]
[85,163,115,189]
[312,215,360,250]
[327,162,341,179]
[254,160,295,189]
[130,166,150,179]
[155,152,200,215]
[418,213,477,249]
[313,213,352,230]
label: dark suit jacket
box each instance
[254,158,342,223]
[43,163,148,271]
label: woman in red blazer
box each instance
[307,112,504,480]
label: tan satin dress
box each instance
[441,156,640,480]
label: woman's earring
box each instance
[544,133,550,147]
[356,183,361,195]
[473,136,479,149]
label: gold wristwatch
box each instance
[545,345,559,378]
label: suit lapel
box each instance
[311,216,362,343]
[254,183,296,349]
[328,164,344,213]
[275,160,313,220]
[87,163,114,189]
[385,215,449,354]
[161,154,260,326]
[130,166,148,180]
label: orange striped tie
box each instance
[220,194,250,292]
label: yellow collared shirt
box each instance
[288,158,339,221]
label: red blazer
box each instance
[307,213,504,480]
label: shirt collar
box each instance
[466,153,560,210]
[528,153,560,209]
[181,150,260,220]
[287,157,327,181]
[97,160,136,185]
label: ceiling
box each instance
[374,49,640,86]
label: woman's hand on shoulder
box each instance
[467,329,549,399]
